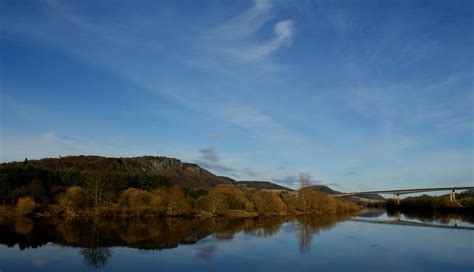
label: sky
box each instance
[0,0,473,191]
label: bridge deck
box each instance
[334,186,474,197]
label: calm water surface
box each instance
[0,210,472,271]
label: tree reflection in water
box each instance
[80,247,113,269]
[78,219,113,269]
[0,213,358,268]
[295,213,356,254]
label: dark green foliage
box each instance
[184,187,209,200]
[386,194,473,212]
[0,157,171,204]
[0,156,360,218]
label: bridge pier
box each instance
[394,194,400,205]
[449,190,456,202]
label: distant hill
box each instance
[308,185,385,201]
[0,155,233,191]
[235,181,293,191]
[308,185,341,195]
[0,155,382,204]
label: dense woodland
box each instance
[0,156,358,218]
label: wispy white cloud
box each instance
[203,0,295,63]
[211,0,273,41]
[222,19,294,62]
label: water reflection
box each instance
[386,209,474,226]
[295,213,355,253]
[0,214,354,268]
[1,210,471,270]
[0,217,298,262]
[80,247,113,269]
[354,209,474,230]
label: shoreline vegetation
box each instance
[369,193,474,213]
[0,184,359,219]
[0,156,358,219]
[1,156,472,219]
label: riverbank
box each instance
[0,204,359,219]
[0,184,360,219]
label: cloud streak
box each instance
[205,0,295,63]
[195,146,236,175]
[223,19,294,62]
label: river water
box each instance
[0,210,472,271]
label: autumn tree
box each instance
[58,186,88,214]
[196,184,252,214]
[16,196,36,215]
[29,178,46,203]
[119,188,151,217]
[155,186,191,216]
[251,191,287,215]
[299,172,311,189]
[85,172,114,213]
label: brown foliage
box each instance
[119,188,151,217]
[58,186,88,215]
[14,217,34,234]
[288,189,357,214]
[196,184,253,215]
[154,186,192,216]
[16,196,36,215]
[251,191,287,215]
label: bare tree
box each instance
[85,172,113,213]
[299,172,311,189]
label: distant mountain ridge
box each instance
[1,155,374,199]
[1,155,233,189]
[235,181,293,191]
[308,185,385,201]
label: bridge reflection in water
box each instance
[351,218,474,230]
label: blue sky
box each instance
[1,0,473,191]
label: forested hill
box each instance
[0,156,235,202]
[0,156,360,217]
[236,181,293,191]
[309,185,385,201]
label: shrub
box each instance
[154,186,192,216]
[58,186,88,215]
[119,188,151,217]
[251,191,287,215]
[16,196,36,215]
[196,185,252,215]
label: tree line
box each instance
[0,159,358,218]
[386,194,474,212]
[4,183,358,218]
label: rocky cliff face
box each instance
[3,155,233,188]
[134,156,230,187]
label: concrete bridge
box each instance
[334,186,474,204]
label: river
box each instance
[0,210,472,271]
